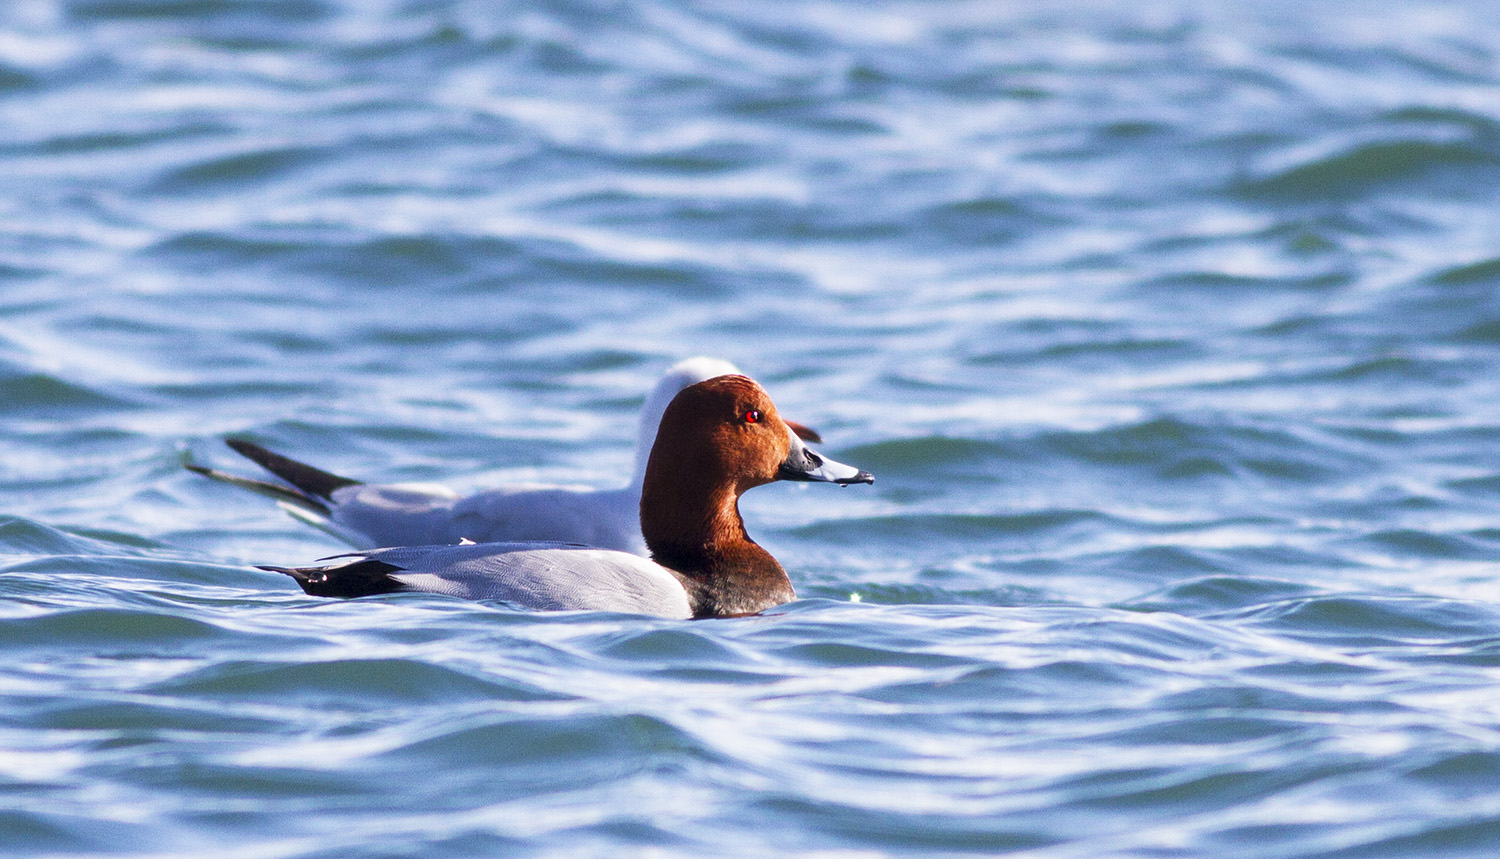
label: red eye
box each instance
[743,409,761,424]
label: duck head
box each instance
[631,358,827,487]
[646,374,871,497]
[639,374,872,617]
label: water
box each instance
[4,0,1500,854]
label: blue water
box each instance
[5,0,1500,855]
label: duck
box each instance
[258,374,873,618]
[186,357,823,554]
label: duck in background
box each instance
[187,357,824,554]
[260,374,873,619]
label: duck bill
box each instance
[777,427,874,485]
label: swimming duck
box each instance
[259,375,872,618]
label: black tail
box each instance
[225,439,361,503]
[257,558,405,598]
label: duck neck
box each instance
[640,480,796,618]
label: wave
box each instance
[1239,138,1500,200]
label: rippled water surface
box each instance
[5,0,1500,855]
